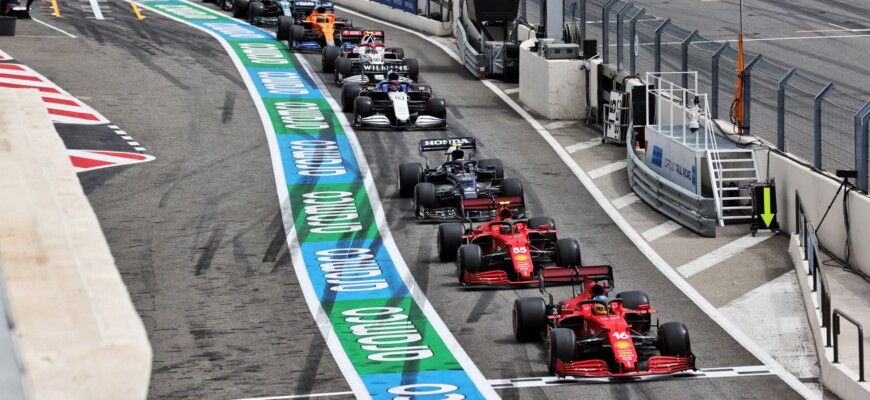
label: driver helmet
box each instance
[592,302,608,315]
[450,149,464,161]
[500,224,512,235]
[387,70,400,82]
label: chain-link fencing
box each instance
[518,0,870,190]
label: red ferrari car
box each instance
[436,203,582,286]
[512,267,696,377]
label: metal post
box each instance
[742,55,763,136]
[856,100,870,192]
[680,30,699,89]
[814,83,835,169]
[710,42,729,119]
[601,0,618,65]
[579,0,586,51]
[616,1,633,71]
[776,68,799,150]
[629,8,645,75]
[520,0,527,21]
[833,312,840,363]
[654,18,671,73]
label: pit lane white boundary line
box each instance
[31,17,78,38]
[133,2,499,399]
[335,5,818,399]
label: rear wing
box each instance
[419,137,477,154]
[292,1,334,12]
[339,29,386,43]
[540,265,613,284]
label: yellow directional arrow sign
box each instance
[761,187,775,227]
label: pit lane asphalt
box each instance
[294,11,804,399]
[3,4,801,400]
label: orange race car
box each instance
[275,2,353,51]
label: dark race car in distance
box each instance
[437,202,587,286]
[512,267,696,377]
[340,81,446,130]
[397,137,524,220]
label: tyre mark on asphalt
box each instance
[465,290,495,323]
[261,211,287,263]
[221,90,236,124]
[195,224,226,276]
[158,143,264,208]
[413,232,432,296]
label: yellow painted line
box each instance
[50,0,61,17]
[131,1,144,20]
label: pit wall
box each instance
[0,88,152,399]
[334,0,453,36]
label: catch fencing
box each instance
[519,0,870,191]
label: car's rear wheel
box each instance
[501,177,523,198]
[403,57,419,81]
[249,2,264,25]
[336,57,353,79]
[556,238,581,267]
[341,83,361,112]
[397,163,422,198]
[322,46,342,72]
[658,322,692,357]
[232,0,249,18]
[548,328,576,374]
[617,291,651,333]
[514,297,547,342]
[437,223,465,262]
[458,244,482,283]
[387,47,405,59]
[528,216,557,242]
[477,158,504,180]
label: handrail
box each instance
[833,309,865,382]
[795,191,832,347]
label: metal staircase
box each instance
[707,147,760,225]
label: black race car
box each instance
[397,137,526,221]
[339,81,446,130]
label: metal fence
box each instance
[519,0,870,191]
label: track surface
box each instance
[4,2,805,399]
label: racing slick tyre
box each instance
[428,97,447,120]
[386,47,405,59]
[658,322,692,357]
[414,182,436,211]
[322,46,342,73]
[555,238,581,268]
[458,244,482,283]
[290,24,305,43]
[437,223,465,262]
[276,16,293,41]
[527,216,557,242]
[403,58,419,81]
[341,83,361,112]
[513,297,547,342]
[249,2,264,25]
[232,0,249,18]
[477,159,504,180]
[353,96,373,122]
[548,328,576,374]
[336,57,353,80]
[397,163,423,198]
[501,177,524,198]
[617,291,652,333]
[415,84,432,93]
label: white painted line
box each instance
[587,160,627,179]
[641,220,683,242]
[234,391,355,400]
[120,136,132,140]
[336,5,821,398]
[565,138,602,154]
[503,87,519,94]
[543,120,576,130]
[127,141,140,146]
[89,0,105,19]
[134,147,146,152]
[488,365,774,389]
[115,130,126,135]
[31,17,78,38]
[108,125,119,129]
[611,192,640,209]
[677,232,775,278]
[829,23,850,31]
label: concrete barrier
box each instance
[0,89,151,399]
[789,237,870,400]
[519,48,586,119]
[334,0,453,36]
